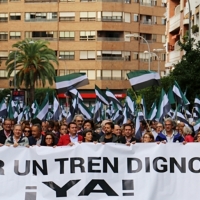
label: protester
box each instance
[113,124,122,137]
[142,132,154,143]
[99,122,118,143]
[156,118,184,143]
[82,129,93,142]
[156,123,164,133]
[119,123,138,145]
[57,122,82,146]
[29,124,45,146]
[23,126,32,137]
[5,124,29,147]
[0,119,13,146]
[43,133,57,147]
[183,126,194,142]
[196,132,200,142]
[73,114,84,134]
[41,121,48,135]
[83,120,100,141]
[58,124,68,138]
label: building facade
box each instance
[165,0,200,74]
[0,0,166,99]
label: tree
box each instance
[171,38,200,107]
[6,39,58,105]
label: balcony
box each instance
[168,50,181,64]
[25,18,58,22]
[25,0,57,2]
[169,14,180,32]
[97,37,123,41]
[97,56,124,61]
[0,0,7,3]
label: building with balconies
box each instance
[0,0,166,101]
[165,0,200,74]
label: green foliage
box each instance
[0,89,11,102]
[191,24,199,34]
[6,39,58,104]
[34,88,55,105]
[171,38,200,108]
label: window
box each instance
[0,13,8,22]
[9,13,21,20]
[102,12,123,22]
[59,51,74,60]
[60,0,75,2]
[0,32,8,41]
[80,51,95,60]
[80,12,96,21]
[25,31,57,39]
[161,17,166,25]
[0,70,7,78]
[0,51,8,60]
[162,35,165,43]
[25,12,57,21]
[59,12,75,21]
[59,31,74,40]
[80,70,95,80]
[123,51,131,61]
[10,31,21,39]
[124,13,130,23]
[97,51,123,60]
[112,70,121,80]
[102,70,111,80]
[161,53,166,61]
[80,31,95,40]
[133,52,139,60]
[133,14,139,22]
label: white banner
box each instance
[0,143,200,200]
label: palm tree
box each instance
[6,39,58,105]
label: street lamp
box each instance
[144,51,160,74]
[14,41,34,91]
[125,33,151,71]
[188,0,191,40]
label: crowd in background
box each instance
[0,115,198,148]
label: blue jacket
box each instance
[156,131,184,143]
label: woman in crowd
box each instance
[183,126,194,142]
[83,120,100,141]
[142,132,154,143]
[43,133,57,147]
[23,126,32,137]
[82,129,93,142]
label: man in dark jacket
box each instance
[99,122,118,143]
[119,123,140,144]
[0,119,13,146]
[29,124,45,146]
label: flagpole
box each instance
[131,88,151,132]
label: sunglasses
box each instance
[24,130,31,133]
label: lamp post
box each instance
[188,0,191,40]
[144,51,160,74]
[125,33,151,71]
[14,41,34,91]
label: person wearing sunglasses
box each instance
[23,126,32,138]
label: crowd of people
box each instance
[0,114,198,148]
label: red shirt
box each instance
[185,135,194,142]
[57,134,83,146]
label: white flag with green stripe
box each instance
[55,73,89,94]
[127,70,160,90]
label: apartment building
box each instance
[165,0,200,74]
[0,0,166,100]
